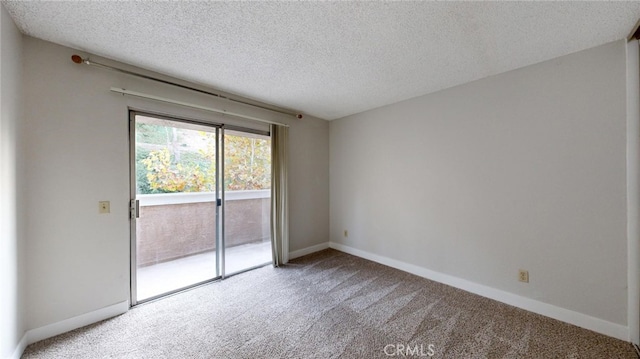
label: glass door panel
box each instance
[132,113,220,302]
[223,130,272,276]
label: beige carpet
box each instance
[23,249,636,358]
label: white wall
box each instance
[289,112,330,252]
[0,4,25,359]
[626,39,640,345]
[21,36,328,331]
[330,41,628,328]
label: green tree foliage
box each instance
[225,135,271,190]
[135,147,153,194]
[141,148,212,192]
[136,123,270,194]
[136,123,171,145]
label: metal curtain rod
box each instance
[110,87,290,127]
[71,55,303,119]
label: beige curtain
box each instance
[270,124,289,266]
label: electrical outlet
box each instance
[99,201,110,214]
[518,269,529,283]
[344,230,348,238]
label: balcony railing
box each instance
[136,190,271,267]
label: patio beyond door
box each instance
[223,130,273,275]
[130,112,272,304]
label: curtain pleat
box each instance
[270,124,289,266]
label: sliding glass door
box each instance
[131,113,221,303]
[130,111,272,304]
[223,130,273,275]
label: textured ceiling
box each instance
[4,2,640,120]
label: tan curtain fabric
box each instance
[270,124,289,266]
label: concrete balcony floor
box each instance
[136,240,272,301]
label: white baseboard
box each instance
[329,242,629,341]
[26,300,129,345]
[289,242,330,260]
[10,332,27,359]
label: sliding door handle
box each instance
[130,199,140,219]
